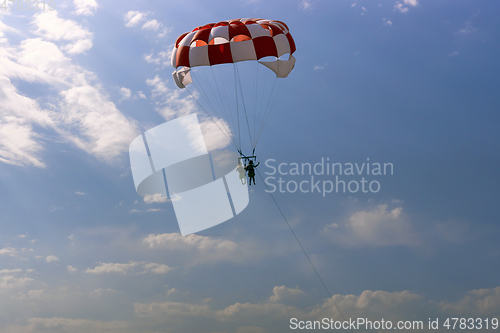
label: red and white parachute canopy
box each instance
[171,18,296,155]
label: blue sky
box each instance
[0,0,499,332]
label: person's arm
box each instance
[255,162,260,167]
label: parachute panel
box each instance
[172,19,296,69]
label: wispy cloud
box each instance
[269,285,305,303]
[143,193,168,204]
[133,285,500,327]
[145,208,163,212]
[85,261,171,275]
[459,21,476,35]
[46,255,59,263]
[323,204,419,247]
[394,3,408,13]
[67,265,78,273]
[143,233,246,265]
[145,75,230,150]
[124,11,147,28]
[439,287,500,315]
[0,17,139,167]
[124,11,172,38]
[299,0,313,11]
[142,19,161,31]
[0,247,18,256]
[73,0,98,16]
[0,113,46,167]
[32,11,93,54]
[119,87,131,100]
[404,0,418,6]
[144,49,172,67]
[394,0,418,13]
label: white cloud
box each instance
[394,0,417,13]
[199,119,232,151]
[0,275,33,291]
[0,268,23,274]
[124,11,147,28]
[124,12,171,38]
[300,0,313,11]
[144,233,237,252]
[26,318,133,333]
[67,265,78,273]
[146,74,168,98]
[85,261,171,275]
[145,74,231,150]
[394,3,409,13]
[144,49,172,67]
[142,263,171,274]
[75,191,85,195]
[157,27,173,38]
[145,208,163,212]
[143,233,255,266]
[383,17,393,26]
[438,287,500,316]
[404,0,418,6]
[0,273,497,332]
[86,261,139,275]
[143,193,168,204]
[134,301,211,321]
[269,285,305,303]
[142,19,161,31]
[0,19,19,38]
[16,38,73,80]
[0,18,139,168]
[323,204,419,247]
[73,0,98,16]
[31,11,93,54]
[0,74,54,167]
[313,65,324,70]
[459,21,476,35]
[0,115,45,167]
[58,83,139,162]
[46,255,59,262]
[0,247,18,256]
[119,87,131,100]
[137,91,146,99]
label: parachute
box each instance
[171,18,296,158]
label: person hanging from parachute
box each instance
[236,160,247,185]
[171,18,296,182]
[244,159,260,185]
